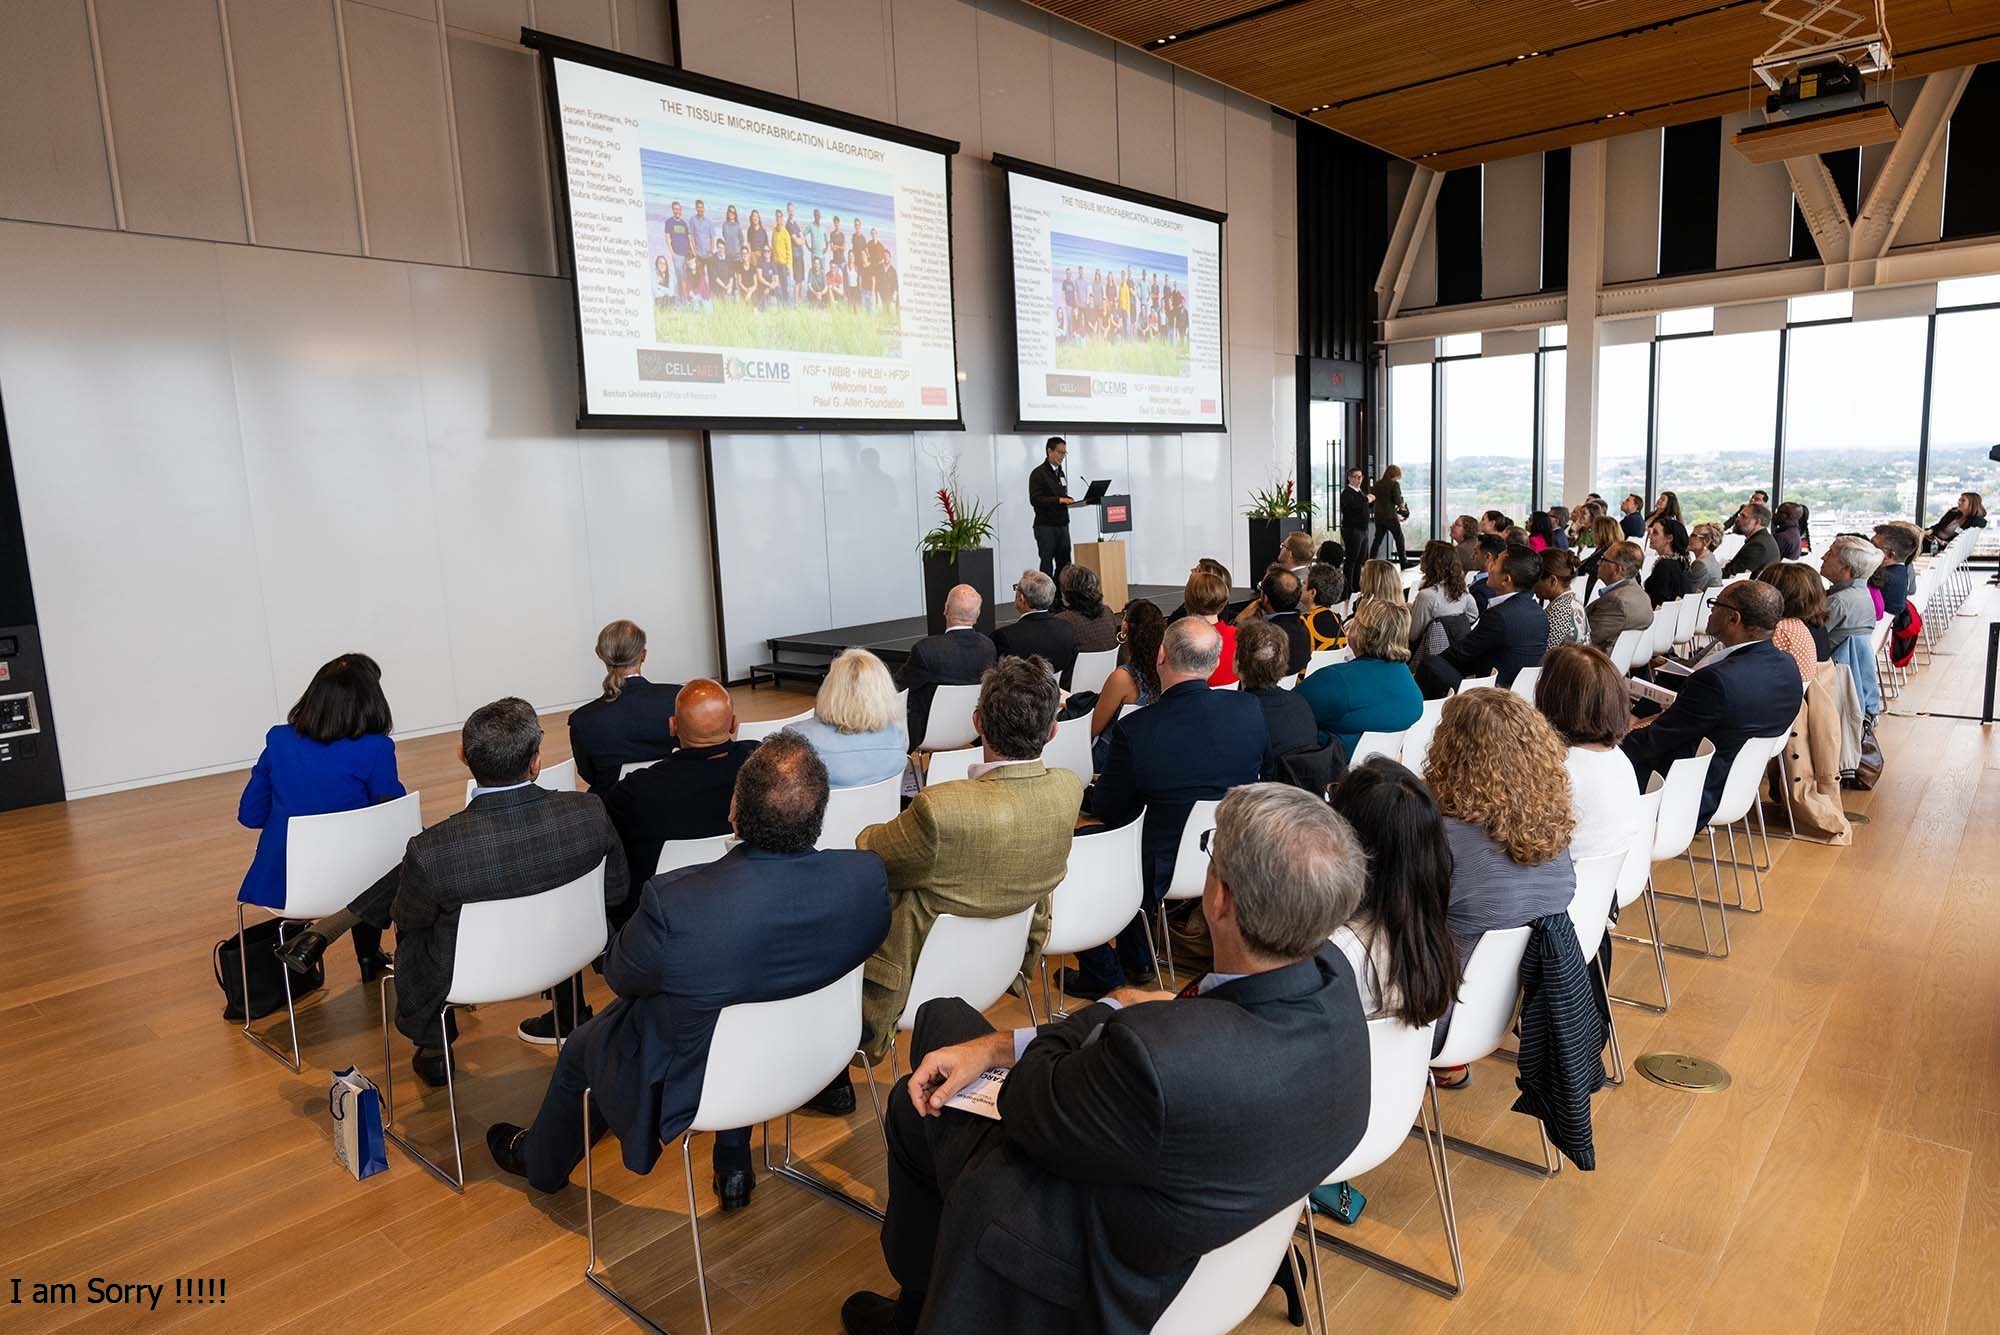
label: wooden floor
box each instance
[5,601,1998,1335]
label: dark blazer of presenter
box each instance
[1030,436,1075,583]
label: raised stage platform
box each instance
[748,583,1237,689]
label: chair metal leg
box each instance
[380,995,466,1191]
[1018,974,1039,1026]
[1429,1097,1560,1179]
[682,1135,715,1335]
[1039,955,1054,1024]
[1647,848,1729,959]
[1597,956,1625,1087]
[581,1087,685,1335]
[1309,1079,1464,1300]
[762,1051,889,1223]
[1157,904,1177,989]
[237,905,302,1072]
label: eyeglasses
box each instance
[1199,828,1216,854]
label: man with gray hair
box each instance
[838,783,1371,1335]
[993,568,1077,685]
[897,584,995,746]
[1821,535,1883,654]
[1057,617,1270,999]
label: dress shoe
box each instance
[274,930,330,976]
[1050,967,1118,1002]
[357,951,395,984]
[412,1046,449,1088]
[518,1005,592,1046]
[1271,1248,1308,1327]
[839,1291,901,1335]
[804,1073,856,1116]
[713,1166,754,1212]
[487,1122,529,1178]
[1124,971,1160,990]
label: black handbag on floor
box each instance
[215,917,323,1022]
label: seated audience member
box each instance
[601,680,756,907]
[1479,509,1513,540]
[1303,561,1345,650]
[1089,600,1167,748]
[1926,490,1986,552]
[1537,548,1588,648]
[1450,514,1482,574]
[1416,547,1547,697]
[1870,522,1920,618]
[1056,564,1120,655]
[1168,557,1234,622]
[1236,620,1319,777]
[848,658,1082,1070]
[1772,502,1806,560]
[1536,644,1642,860]
[1279,529,1317,576]
[1181,566,1240,686]
[1619,493,1646,538]
[1586,540,1653,652]
[1349,556,1408,628]
[567,620,679,791]
[277,698,626,1075]
[1648,490,1684,528]
[839,784,1370,1335]
[994,571,1078,685]
[1526,511,1555,553]
[1622,581,1803,825]
[1328,759,1462,1023]
[1688,522,1725,592]
[898,584,996,747]
[238,653,402,979]
[1547,505,1573,550]
[1315,537,1346,570]
[1408,540,1477,668]
[1062,619,1269,997]
[1644,517,1693,607]
[1578,516,1624,601]
[1299,600,1423,757]
[1467,534,1509,610]
[1724,489,1771,535]
[1256,567,1311,673]
[790,648,908,788]
[1723,502,1779,577]
[1822,536,1883,654]
[487,733,889,1212]
[1759,562,1830,680]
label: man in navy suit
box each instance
[1059,619,1269,998]
[993,570,1078,685]
[1467,534,1507,611]
[1623,580,1803,826]
[897,584,997,746]
[1417,547,1547,697]
[488,731,891,1213]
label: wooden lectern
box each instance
[1074,540,1129,612]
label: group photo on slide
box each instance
[641,148,904,358]
[1048,231,1191,379]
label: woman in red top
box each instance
[1183,567,1239,686]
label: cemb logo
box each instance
[725,357,792,383]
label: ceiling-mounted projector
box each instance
[1767,57,1868,119]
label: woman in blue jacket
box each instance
[237,653,403,979]
[1297,599,1424,760]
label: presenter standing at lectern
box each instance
[1029,435,1076,582]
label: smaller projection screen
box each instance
[997,155,1226,432]
[528,33,963,429]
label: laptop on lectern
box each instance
[1080,478,1111,505]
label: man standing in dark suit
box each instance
[566,620,681,791]
[489,732,890,1213]
[1339,467,1371,593]
[1029,435,1075,583]
[1417,547,1547,697]
[1623,580,1803,825]
[838,783,1370,1335]
[993,570,1077,686]
[600,679,757,910]
[1060,619,1269,997]
[276,697,627,1080]
[897,584,997,746]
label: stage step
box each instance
[747,660,831,690]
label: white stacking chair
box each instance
[584,964,886,1335]
[1700,731,1790,918]
[894,687,909,722]
[1645,603,1678,662]
[617,759,662,781]
[1040,815,1151,1018]
[1302,1018,1460,1302]
[1456,672,1498,693]
[1430,926,1558,1177]
[1717,532,1746,564]
[918,684,981,751]
[1508,665,1542,705]
[1156,799,1222,987]
[1673,591,1703,647]
[1607,780,1671,1014]
[893,906,1039,1076]
[1567,850,1632,1087]
[462,756,577,806]
[1069,647,1120,697]
[1399,698,1447,773]
[239,791,424,1071]
[818,774,902,850]
[656,834,734,877]
[738,710,813,743]
[382,859,608,1191]
[1570,574,1591,602]
[1214,679,1241,690]
[923,744,982,788]
[1304,648,1350,677]
[1348,730,1407,767]
[1045,712,1095,787]
[1606,626,1646,675]
[1151,1201,1314,1335]
[1632,740,1725,958]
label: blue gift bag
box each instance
[330,1067,389,1180]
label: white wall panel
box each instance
[343,1,464,265]
[1272,118,1296,240]
[1224,97,1274,351]
[977,0,1054,164]
[822,435,925,628]
[0,225,277,789]
[535,0,617,48]
[1116,48,1176,197]
[708,435,832,678]
[444,0,527,40]
[1716,112,1794,270]
[93,0,247,242]
[614,0,674,62]
[677,0,797,91]
[796,0,896,122]
[218,246,460,733]
[576,432,718,684]
[226,0,364,255]
[952,158,1004,321]
[0,0,116,229]
[1124,438,1186,583]
[892,0,982,154]
[1603,127,1662,284]
[1175,74,1227,212]
[989,433,1046,586]
[1482,153,1542,297]
[1178,432,1230,581]
[1050,28,1118,182]
[448,35,557,274]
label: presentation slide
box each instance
[1002,161,1225,430]
[543,52,961,426]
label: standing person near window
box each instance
[1370,465,1408,566]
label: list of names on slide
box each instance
[561,106,649,343]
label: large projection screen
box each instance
[527,33,964,429]
[997,155,1226,432]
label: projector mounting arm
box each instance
[1751,0,1892,91]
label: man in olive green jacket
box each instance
[855,657,1083,1062]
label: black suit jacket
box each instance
[917,948,1370,1335]
[1722,528,1779,578]
[566,676,681,790]
[1265,610,1311,675]
[994,611,1078,686]
[1622,637,1802,825]
[1091,681,1269,903]
[600,741,759,905]
[1339,485,1370,534]
[1030,460,1070,528]
[898,628,998,744]
[1620,511,1645,538]
[1420,591,1545,695]
[578,846,890,1175]
[371,786,627,1043]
